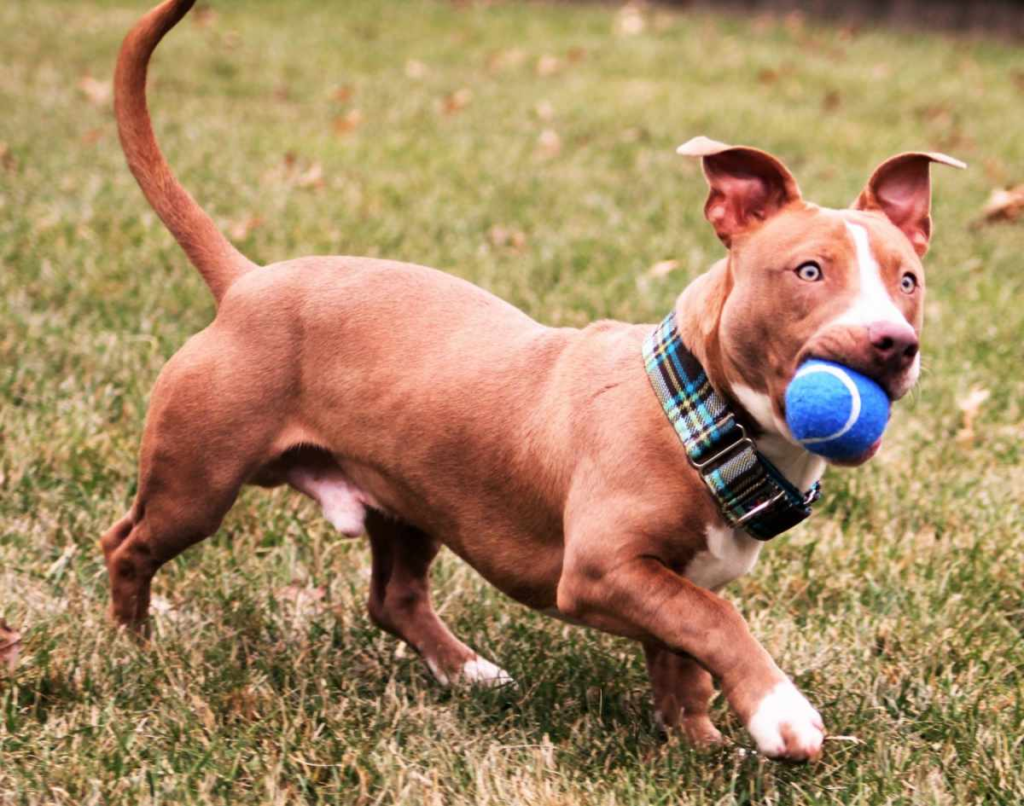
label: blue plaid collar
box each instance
[642,310,821,541]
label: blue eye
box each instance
[900,273,918,293]
[796,261,823,282]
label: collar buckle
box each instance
[734,488,788,526]
[688,417,755,472]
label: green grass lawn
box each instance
[2,0,1023,802]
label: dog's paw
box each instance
[746,681,825,761]
[459,656,515,688]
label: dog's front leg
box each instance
[557,534,824,761]
[644,644,723,747]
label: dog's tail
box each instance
[115,0,257,304]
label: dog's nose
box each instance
[867,321,918,369]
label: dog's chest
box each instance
[683,524,763,590]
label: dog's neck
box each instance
[673,260,826,493]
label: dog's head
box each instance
[677,137,963,461]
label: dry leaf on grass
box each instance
[956,386,990,445]
[332,85,354,103]
[536,129,561,158]
[441,88,473,115]
[822,89,842,113]
[275,585,327,622]
[487,48,526,73]
[333,108,364,135]
[0,620,22,675]
[488,225,527,252]
[979,185,1024,224]
[616,4,646,36]
[266,153,327,190]
[228,215,264,241]
[0,142,16,174]
[191,4,218,28]
[646,259,680,278]
[295,162,325,190]
[405,59,428,80]
[535,55,562,77]
[77,75,112,107]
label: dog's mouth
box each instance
[791,353,911,403]
[825,437,883,467]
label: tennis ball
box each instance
[784,359,891,462]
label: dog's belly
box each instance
[221,258,648,611]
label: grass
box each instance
[1,0,1023,802]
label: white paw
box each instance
[425,657,451,686]
[459,656,515,688]
[747,681,825,761]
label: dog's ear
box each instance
[852,152,966,257]
[677,136,802,247]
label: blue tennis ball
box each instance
[784,359,891,462]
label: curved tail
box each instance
[115,0,257,303]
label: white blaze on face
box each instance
[835,221,908,330]
[835,219,922,393]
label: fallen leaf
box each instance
[333,108,364,135]
[979,185,1024,223]
[535,100,555,121]
[192,4,217,28]
[487,48,526,73]
[441,88,473,115]
[536,129,561,158]
[332,85,354,103]
[647,259,680,278]
[77,75,112,107]
[0,620,21,675]
[567,47,587,63]
[784,10,806,35]
[956,385,990,444]
[822,89,842,112]
[0,142,16,173]
[82,128,105,145]
[758,68,779,85]
[405,59,428,80]
[616,4,646,37]
[275,585,327,622]
[535,55,562,77]
[295,162,324,189]
[488,225,527,252]
[228,215,264,241]
[871,63,891,80]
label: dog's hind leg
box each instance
[644,643,723,747]
[100,339,278,631]
[364,510,513,687]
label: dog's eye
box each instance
[795,261,823,282]
[900,272,918,294]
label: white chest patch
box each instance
[730,384,827,492]
[684,524,763,590]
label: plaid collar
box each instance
[642,310,821,541]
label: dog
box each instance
[102,0,963,761]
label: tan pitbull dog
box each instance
[103,0,963,761]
